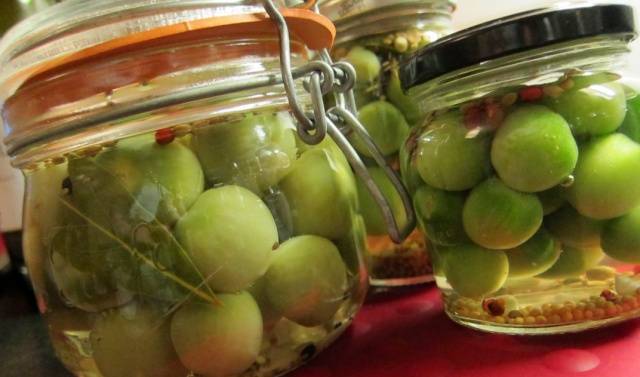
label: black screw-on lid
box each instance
[399,3,637,91]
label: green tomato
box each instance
[537,185,567,215]
[171,293,263,377]
[356,166,407,235]
[398,127,425,194]
[193,113,297,193]
[463,178,543,249]
[386,68,422,125]
[413,185,467,246]
[296,135,351,173]
[351,101,409,157]
[279,148,356,239]
[568,133,640,219]
[545,205,604,248]
[262,187,294,243]
[344,46,381,84]
[506,229,560,278]
[415,112,491,191]
[548,81,627,136]
[538,245,604,279]
[247,276,282,329]
[134,140,205,224]
[175,185,277,293]
[491,105,578,192]
[264,235,347,327]
[91,303,187,377]
[602,206,640,263]
[442,243,509,298]
[335,214,368,275]
[353,84,377,108]
[69,135,204,226]
[430,244,450,278]
[569,72,623,89]
[619,94,640,142]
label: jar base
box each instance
[446,307,640,335]
[49,305,358,377]
[441,273,640,335]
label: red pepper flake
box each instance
[485,102,505,128]
[482,298,506,316]
[463,105,484,130]
[601,289,617,302]
[519,86,544,102]
[155,128,175,145]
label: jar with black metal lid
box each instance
[400,2,640,334]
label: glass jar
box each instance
[399,3,640,334]
[0,1,384,375]
[319,0,455,287]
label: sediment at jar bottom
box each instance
[30,111,364,377]
[367,230,432,283]
[402,71,640,331]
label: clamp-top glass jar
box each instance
[319,0,455,287]
[0,1,413,375]
[400,3,640,334]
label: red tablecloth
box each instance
[291,286,640,377]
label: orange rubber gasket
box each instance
[11,8,335,89]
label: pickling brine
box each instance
[25,112,365,376]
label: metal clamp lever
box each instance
[263,0,416,243]
[328,107,416,242]
[263,0,328,145]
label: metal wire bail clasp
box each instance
[262,0,416,243]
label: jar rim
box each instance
[0,0,334,103]
[399,2,637,91]
[319,0,454,46]
[404,35,632,115]
[2,36,310,167]
[318,0,455,23]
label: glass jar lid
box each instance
[399,2,637,91]
[0,0,336,160]
[0,0,334,101]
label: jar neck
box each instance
[4,36,309,168]
[330,1,454,46]
[408,35,634,113]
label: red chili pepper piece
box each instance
[519,86,544,102]
[485,102,505,128]
[601,289,617,302]
[463,105,484,130]
[155,128,175,145]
